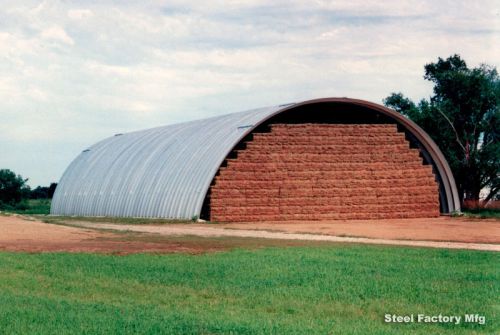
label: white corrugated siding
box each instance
[50,106,284,218]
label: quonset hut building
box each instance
[51,98,460,222]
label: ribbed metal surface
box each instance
[51,106,284,218]
[51,98,460,218]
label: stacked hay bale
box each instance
[210,124,440,222]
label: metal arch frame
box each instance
[51,97,460,218]
[199,98,461,216]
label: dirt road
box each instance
[221,217,500,243]
[0,215,220,253]
[1,215,499,253]
[74,220,500,252]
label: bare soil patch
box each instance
[221,216,500,244]
[0,215,222,254]
[1,215,498,253]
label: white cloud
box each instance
[40,26,74,45]
[67,9,93,20]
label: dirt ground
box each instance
[221,217,500,244]
[0,215,499,253]
[0,215,222,254]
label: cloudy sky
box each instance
[1,0,498,187]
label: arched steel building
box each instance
[51,98,460,221]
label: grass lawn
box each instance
[0,245,498,334]
[462,209,500,219]
[0,199,51,215]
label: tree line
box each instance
[0,169,57,210]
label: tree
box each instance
[384,55,499,204]
[48,183,57,198]
[29,183,58,199]
[30,186,49,199]
[0,169,30,207]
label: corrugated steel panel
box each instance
[50,105,286,218]
[51,98,460,218]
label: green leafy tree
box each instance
[30,186,49,199]
[48,183,57,198]
[29,182,58,199]
[0,169,30,207]
[384,55,499,204]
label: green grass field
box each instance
[0,245,498,334]
[0,198,51,215]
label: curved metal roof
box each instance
[51,98,460,218]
